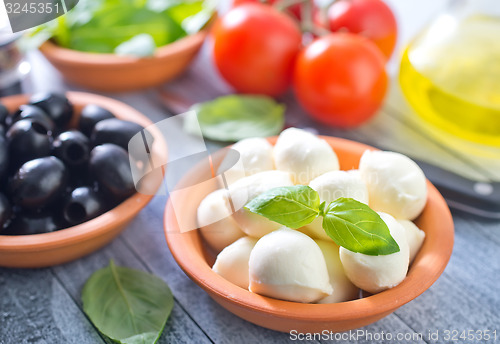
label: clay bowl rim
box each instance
[39,29,209,67]
[164,136,454,324]
[0,91,167,252]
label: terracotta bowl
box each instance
[0,92,167,268]
[39,30,207,92]
[164,136,454,333]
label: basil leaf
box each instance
[185,95,285,142]
[82,260,174,344]
[322,198,400,256]
[245,186,320,229]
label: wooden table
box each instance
[1,1,500,343]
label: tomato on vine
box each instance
[318,0,397,59]
[212,3,302,96]
[293,33,388,127]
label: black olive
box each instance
[0,103,8,126]
[90,118,152,151]
[79,104,114,137]
[0,193,11,229]
[89,144,135,199]
[6,119,52,169]
[29,93,73,128]
[63,186,106,225]
[52,130,90,167]
[66,173,91,191]
[11,105,55,133]
[0,134,8,181]
[2,211,62,235]
[10,156,68,209]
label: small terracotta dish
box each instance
[39,30,207,92]
[0,92,167,268]
[164,136,454,333]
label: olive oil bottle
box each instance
[400,10,500,147]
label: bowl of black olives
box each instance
[0,92,166,268]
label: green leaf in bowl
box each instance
[23,0,212,53]
[244,185,400,256]
[244,186,321,229]
[115,33,156,57]
[66,6,185,53]
[82,260,174,344]
[165,1,204,24]
[322,198,400,256]
[148,0,215,34]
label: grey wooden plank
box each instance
[453,211,500,247]
[392,211,500,340]
[394,274,500,344]
[320,314,427,344]
[51,234,212,344]
[434,210,500,318]
[0,268,103,344]
[120,196,318,344]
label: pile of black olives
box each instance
[0,93,150,235]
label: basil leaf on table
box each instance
[245,186,320,229]
[82,260,174,344]
[185,95,285,142]
[322,198,400,256]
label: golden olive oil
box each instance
[399,15,500,147]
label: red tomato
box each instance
[212,3,302,96]
[323,0,397,59]
[293,33,388,128]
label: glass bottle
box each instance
[399,0,500,148]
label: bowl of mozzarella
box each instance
[164,128,454,333]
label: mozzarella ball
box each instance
[249,227,333,303]
[273,128,339,185]
[359,150,428,220]
[212,237,258,289]
[218,138,274,185]
[228,170,294,238]
[310,170,369,204]
[339,212,410,294]
[398,220,426,264]
[197,189,245,252]
[315,240,359,304]
[305,170,369,241]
